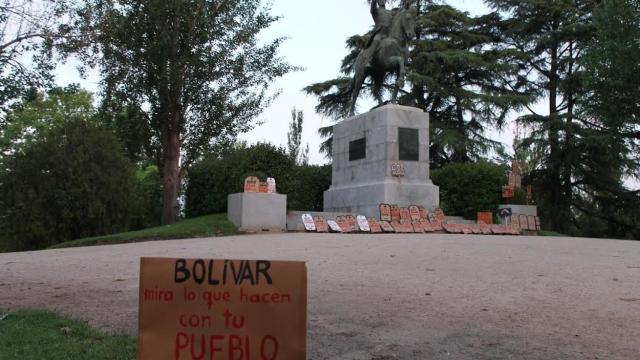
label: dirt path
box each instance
[1,234,639,359]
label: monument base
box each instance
[324,181,439,218]
[227,193,287,232]
[323,104,440,218]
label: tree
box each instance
[0,85,94,155]
[0,0,70,113]
[287,107,309,165]
[304,2,530,165]
[572,0,640,239]
[0,114,139,251]
[485,0,598,233]
[74,0,294,224]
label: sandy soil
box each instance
[1,233,639,359]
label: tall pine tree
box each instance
[485,0,597,233]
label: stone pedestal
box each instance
[227,193,287,232]
[324,104,439,218]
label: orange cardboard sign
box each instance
[502,185,514,199]
[477,212,493,225]
[138,258,307,360]
[244,177,260,193]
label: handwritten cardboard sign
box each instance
[138,258,307,360]
[302,214,316,232]
[477,212,493,225]
[314,216,329,233]
[368,218,383,233]
[327,220,343,233]
[244,177,260,193]
[379,221,396,233]
[418,206,428,220]
[409,206,421,222]
[379,204,392,222]
[345,215,358,233]
[356,216,370,232]
[335,216,349,233]
[390,205,401,222]
[400,208,411,222]
[502,185,514,199]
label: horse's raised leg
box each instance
[391,56,406,103]
[349,66,367,116]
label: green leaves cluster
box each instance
[0,88,162,251]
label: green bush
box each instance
[288,164,332,211]
[0,119,140,251]
[134,165,163,229]
[431,161,508,219]
[185,143,332,217]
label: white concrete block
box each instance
[227,193,287,232]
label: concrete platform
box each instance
[227,192,287,232]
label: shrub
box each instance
[288,164,332,211]
[0,119,140,250]
[185,143,296,217]
[431,161,508,219]
[134,165,163,229]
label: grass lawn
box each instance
[49,214,237,250]
[0,309,136,360]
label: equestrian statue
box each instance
[348,0,417,116]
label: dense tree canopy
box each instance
[0,91,139,250]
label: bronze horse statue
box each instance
[348,2,417,116]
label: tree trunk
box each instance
[161,127,181,225]
[547,39,563,232]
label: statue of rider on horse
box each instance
[348,0,417,116]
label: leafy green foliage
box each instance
[0,309,135,359]
[0,118,139,251]
[566,0,640,240]
[0,85,94,155]
[50,214,236,250]
[134,165,163,229]
[0,1,71,113]
[288,164,332,212]
[185,143,331,217]
[71,0,295,224]
[431,162,507,219]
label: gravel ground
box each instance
[1,233,639,359]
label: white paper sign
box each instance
[356,215,370,232]
[302,214,316,231]
[327,220,342,233]
[267,177,277,194]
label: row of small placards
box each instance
[378,204,442,223]
[244,176,276,194]
[512,214,541,232]
[301,214,522,235]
